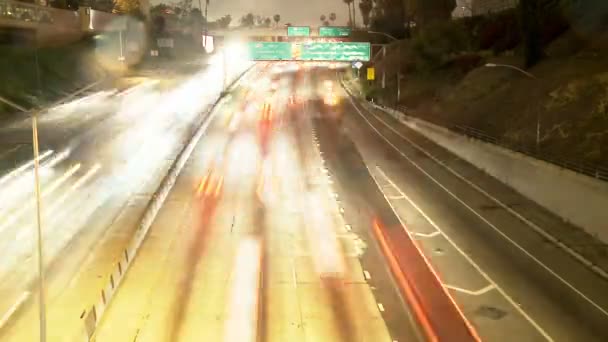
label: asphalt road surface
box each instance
[0,58,245,341]
[331,70,608,341]
[93,64,423,342]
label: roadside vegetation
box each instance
[360,1,608,169]
[0,39,107,117]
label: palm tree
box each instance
[273,14,280,27]
[351,0,357,27]
[342,0,353,27]
[329,12,336,24]
[359,0,372,28]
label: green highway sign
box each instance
[247,42,292,60]
[319,26,351,37]
[287,26,311,37]
[300,42,370,61]
[248,41,370,62]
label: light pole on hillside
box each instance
[485,63,541,151]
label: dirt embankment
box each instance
[373,33,608,170]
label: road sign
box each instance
[367,67,375,80]
[247,42,292,60]
[287,26,311,37]
[248,42,370,62]
[157,38,174,48]
[353,61,363,69]
[300,42,370,61]
[319,26,351,37]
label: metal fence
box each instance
[392,104,608,182]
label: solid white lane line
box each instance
[0,163,82,232]
[445,284,496,296]
[0,150,54,186]
[412,231,441,238]
[371,166,553,341]
[350,97,608,319]
[0,291,29,330]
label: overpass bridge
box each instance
[0,0,126,45]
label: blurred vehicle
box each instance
[258,102,273,155]
[323,92,339,106]
[196,168,224,200]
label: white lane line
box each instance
[349,97,608,318]
[0,291,30,330]
[0,163,82,232]
[445,284,496,296]
[412,231,441,238]
[363,270,371,280]
[387,195,406,200]
[345,224,352,231]
[371,166,553,341]
[377,303,385,312]
[0,150,54,186]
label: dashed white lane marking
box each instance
[345,224,352,231]
[372,166,553,341]
[0,291,30,330]
[445,284,496,296]
[412,231,440,238]
[387,195,406,200]
[377,303,385,312]
[351,97,608,315]
[363,270,371,280]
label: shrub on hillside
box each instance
[411,21,470,71]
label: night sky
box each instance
[158,0,358,26]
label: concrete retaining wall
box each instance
[377,105,608,244]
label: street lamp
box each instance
[484,63,541,151]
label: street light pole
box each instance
[0,94,46,342]
[485,63,540,151]
[32,112,47,342]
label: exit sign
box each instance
[319,26,351,37]
[287,26,311,37]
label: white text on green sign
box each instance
[287,26,311,37]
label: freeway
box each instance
[330,71,608,341]
[93,64,423,341]
[0,57,245,340]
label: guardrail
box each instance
[390,104,608,182]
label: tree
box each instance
[342,0,353,27]
[113,0,141,15]
[351,0,357,27]
[217,14,232,28]
[359,0,372,28]
[520,0,542,67]
[273,14,281,26]
[320,14,326,23]
[240,12,255,27]
[150,3,171,15]
[329,12,336,23]
[264,17,272,27]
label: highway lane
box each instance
[0,59,249,340]
[93,64,421,342]
[331,71,608,341]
